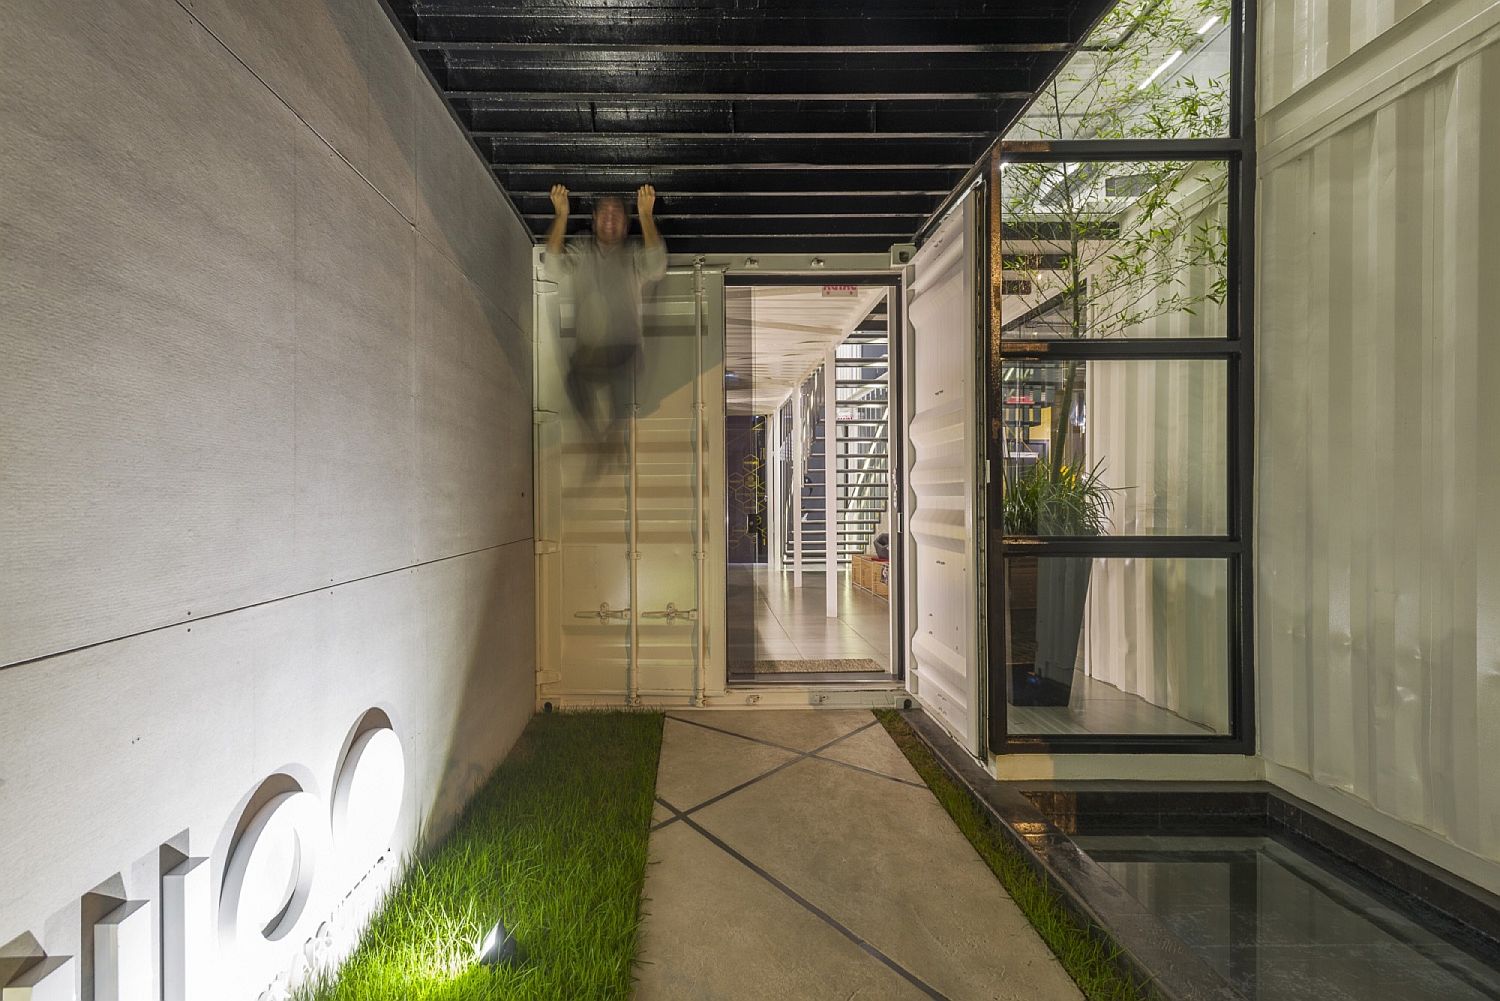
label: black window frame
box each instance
[982,0,1257,755]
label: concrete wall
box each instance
[0,0,535,992]
[1258,0,1500,892]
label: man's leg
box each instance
[602,345,641,455]
[565,348,605,440]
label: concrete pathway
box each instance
[634,710,1083,1001]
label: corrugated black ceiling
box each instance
[387,0,1115,255]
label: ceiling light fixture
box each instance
[1138,49,1183,89]
[1197,15,1220,34]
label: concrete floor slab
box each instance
[816,722,925,785]
[671,709,872,752]
[693,757,1081,1001]
[639,711,1082,1001]
[655,717,799,811]
[635,822,932,1001]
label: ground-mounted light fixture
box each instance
[475,918,521,968]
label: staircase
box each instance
[782,307,891,569]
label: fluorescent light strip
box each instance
[1138,49,1183,89]
[1197,15,1221,34]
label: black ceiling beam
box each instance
[480,136,987,168]
[494,166,966,194]
[447,88,1032,104]
[494,164,970,173]
[382,0,1113,258]
[510,192,945,216]
[404,11,1075,50]
[433,53,1036,101]
[419,40,1068,55]
[543,215,921,237]
[458,101,1013,136]
[474,130,990,141]
[632,236,899,254]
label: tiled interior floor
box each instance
[1007,675,1217,736]
[635,710,1083,1000]
[731,566,892,672]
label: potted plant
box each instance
[1004,458,1113,706]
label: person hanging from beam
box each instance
[543,183,667,469]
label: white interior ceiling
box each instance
[726,285,887,415]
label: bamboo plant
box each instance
[1001,0,1232,485]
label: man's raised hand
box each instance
[550,183,570,216]
[636,184,656,219]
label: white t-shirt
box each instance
[543,239,668,350]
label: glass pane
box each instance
[998,359,1227,536]
[1004,556,1230,736]
[1008,0,1232,141]
[1001,159,1229,340]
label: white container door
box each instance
[903,194,985,757]
[535,258,725,705]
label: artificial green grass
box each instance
[873,709,1154,1001]
[299,711,663,1001]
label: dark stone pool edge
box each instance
[900,709,1241,1001]
[899,708,1500,1001]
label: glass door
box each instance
[986,0,1254,752]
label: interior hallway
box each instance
[634,710,1081,1000]
[730,567,892,674]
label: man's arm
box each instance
[636,184,667,281]
[637,184,661,250]
[546,183,570,258]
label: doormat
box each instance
[754,658,884,674]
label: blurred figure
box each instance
[544,183,667,463]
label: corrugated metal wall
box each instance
[1261,0,1438,107]
[1258,0,1500,877]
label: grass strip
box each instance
[300,710,664,1001]
[872,709,1153,1001]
